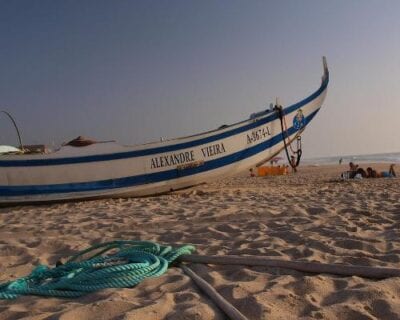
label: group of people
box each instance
[342,162,396,179]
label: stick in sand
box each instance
[179,254,400,279]
[181,265,249,320]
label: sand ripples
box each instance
[1,164,400,319]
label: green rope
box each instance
[0,240,195,299]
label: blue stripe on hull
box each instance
[0,110,319,197]
[0,79,328,168]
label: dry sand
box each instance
[1,163,400,320]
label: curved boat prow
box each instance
[263,56,329,168]
[322,56,329,84]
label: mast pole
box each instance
[1,110,24,152]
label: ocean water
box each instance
[302,152,400,166]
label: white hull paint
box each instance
[0,59,329,204]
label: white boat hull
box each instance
[0,59,329,204]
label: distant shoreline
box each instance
[302,151,400,165]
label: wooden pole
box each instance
[179,254,400,279]
[181,265,249,320]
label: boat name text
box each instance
[201,143,226,158]
[150,151,195,169]
[150,143,226,169]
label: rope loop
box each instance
[0,240,195,299]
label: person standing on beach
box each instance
[249,168,255,177]
[290,155,297,173]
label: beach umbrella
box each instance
[270,156,283,164]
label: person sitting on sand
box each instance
[355,167,367,178]
[366,167,378,178]
[343,161,359,179]
[341,162,367,179]
[349,162,358,172]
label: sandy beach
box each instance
[1,163,400,320]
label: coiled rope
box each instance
[0,240,195,300]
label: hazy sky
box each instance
[0,1,399,158]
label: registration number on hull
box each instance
[246,126,271,144]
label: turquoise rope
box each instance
[0,240,195,299]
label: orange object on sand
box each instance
[257,166,288,176]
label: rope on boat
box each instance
[275,105,302,170]
[0,240,195,300]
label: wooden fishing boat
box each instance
[0,58,329,204]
